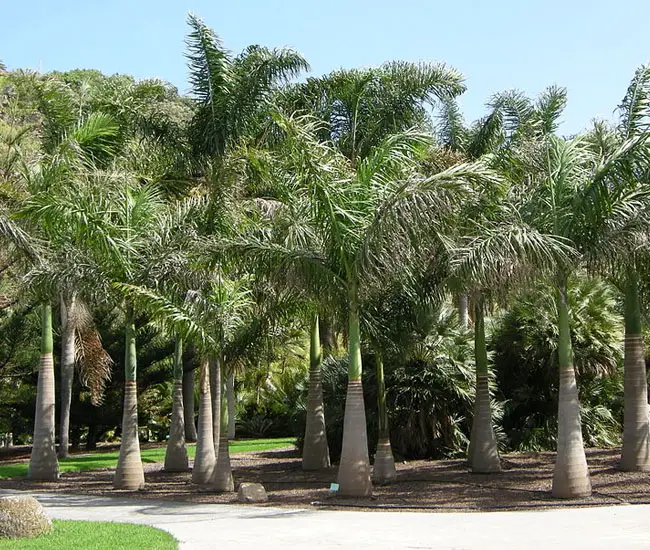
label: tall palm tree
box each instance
[164,335,189,472]
[511,132,649,497]
[231,114,492,495]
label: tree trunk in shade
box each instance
[164,337,189,472]
[29,303,59,481]
[226,373,236,440]
[552,278,591,498]
[211,359,234,492]
[468,295,501,473]
[210,356,221,452]
[192,357,215,485]
[458,293,469,329]
[114,304,145,490]
[303,314,330,470]
[372,354,395,484]
[337,287,372,496]
[620,268,650,471]
[58,294,75,459]
[183,368,197,443]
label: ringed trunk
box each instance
[114,304,145,490]
[164,337,189,472]
[183,365,198,443]
[226,373,236,440]
[552,279,591,498]
[192,357,215,485]
[58,295,75,459]
[336,291,372,497]
[373,354,395,484]
[468,295,501,473]
[29,302,59,481]
[620,268,650,471]
[302,313,331,470]
[211,360,234,492]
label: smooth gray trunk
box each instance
[552,280,591,498]
[226,373,236,440]
[183,369,198,442]
[58,295,75,459]
[191,358,215,485]
[113,381,145,489]
[211,365,234,492]
[303,314,330,470]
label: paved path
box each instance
[3,490,650,549]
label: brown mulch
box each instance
[2,446,650,512]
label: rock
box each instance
[0,495,52,539]
[237,482,268,503]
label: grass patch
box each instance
[0,520,177,549]
[0,437,296,479]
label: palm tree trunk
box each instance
[226,373,236,439]
[183,367,198,442]
[211,360,234,492]
[114,304,145,490]
[468,294,501,473]
[303,313,330,470]
[373,353,395,484]
[210,356,221,452]
[58,294,75,459]
[458,293,469,329]
[552,278,591,498]
[337,287,372,496]
[620,268,650,471]
[164,336,188,472]
[29,302,59,481]
[191,357,215,485]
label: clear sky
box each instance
[2,0,650,134]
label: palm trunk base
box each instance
[192,380,215,485]
[620,335,650,471]
[164,381,189,472]
[468,376,501,473]
[210,433,234,492]
[551,453,592,498]
[114,381,145,490]
[336,379,372,497]
[372,437,396,485]
[302,384,330,471]
[29,353,60,482]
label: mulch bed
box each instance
[2,446,650,512]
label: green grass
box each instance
[0,520,177,549]
[0,437,296,479]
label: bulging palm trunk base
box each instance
[114,381,145,490]
[372,437,396,484]
[620,334,650,471]
[164,381,189,472]
[29,353,59,481]
[336,379,372,497]
[468,374,501,473]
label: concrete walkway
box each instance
[3,490,650,549]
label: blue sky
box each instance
[2,0,650,134]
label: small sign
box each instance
[329,483,339,492]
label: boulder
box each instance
[237,482,268,503]
[0,495,52,539]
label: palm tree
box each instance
[602,65,650,471]
[510,131,649,497]
[231,114,492,495]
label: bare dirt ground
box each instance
[2,446,650,512]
